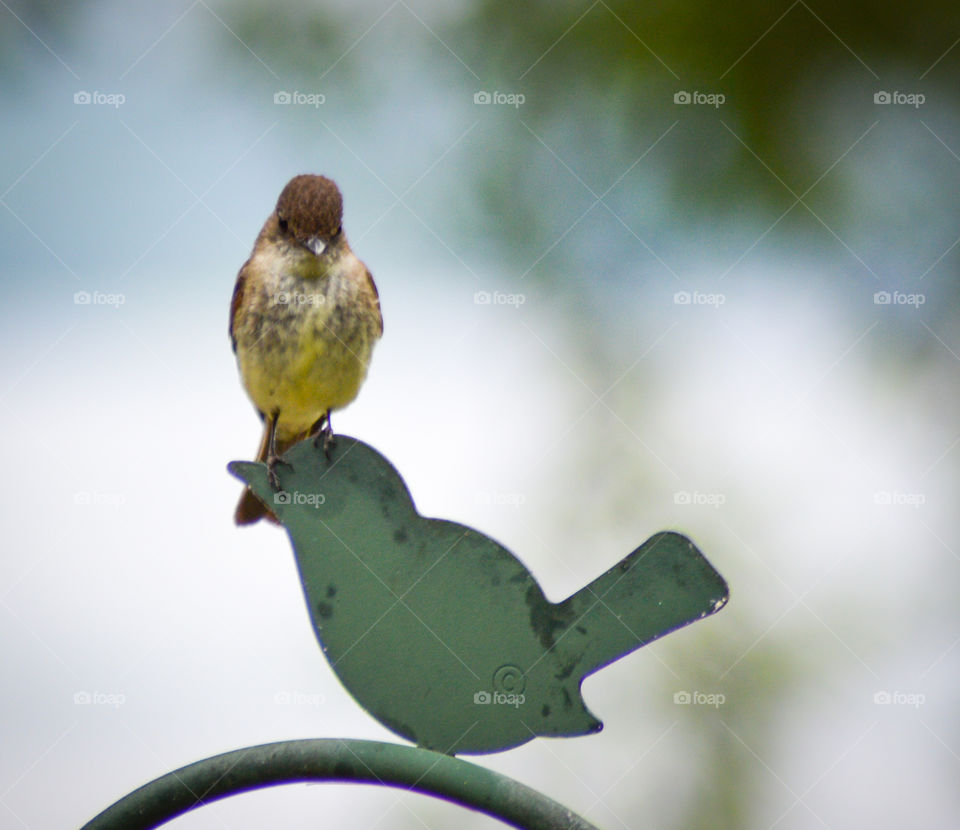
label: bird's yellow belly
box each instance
[236,285,374,440]
[242,348,366,437]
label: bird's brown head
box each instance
[275,174,343,256]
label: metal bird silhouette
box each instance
[228,437,728,755]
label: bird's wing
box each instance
[229,259,251,353]
[365,266,384,337]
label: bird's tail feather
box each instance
[233,426,308,525]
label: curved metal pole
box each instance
[80,738,600,830]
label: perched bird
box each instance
[230,175,382,524]
[229,437,729,755]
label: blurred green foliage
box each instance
[207,0,960,320]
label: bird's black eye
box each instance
[278,217,288,233]
[335,225,342,237]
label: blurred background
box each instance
[2,1,958,827]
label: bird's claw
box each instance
[266,454,292,492]
[312,421,336,459]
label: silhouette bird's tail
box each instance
[557,532,728,682]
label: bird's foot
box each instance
[266,453,292,491]
[311,414,335,460]
[316,429,336,459]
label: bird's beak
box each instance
[305,236,327,257]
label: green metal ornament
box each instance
[229,437,728,756]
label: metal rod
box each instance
[80,738,601,830]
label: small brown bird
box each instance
[230,174,383,524]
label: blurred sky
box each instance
[1,1,959,828]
